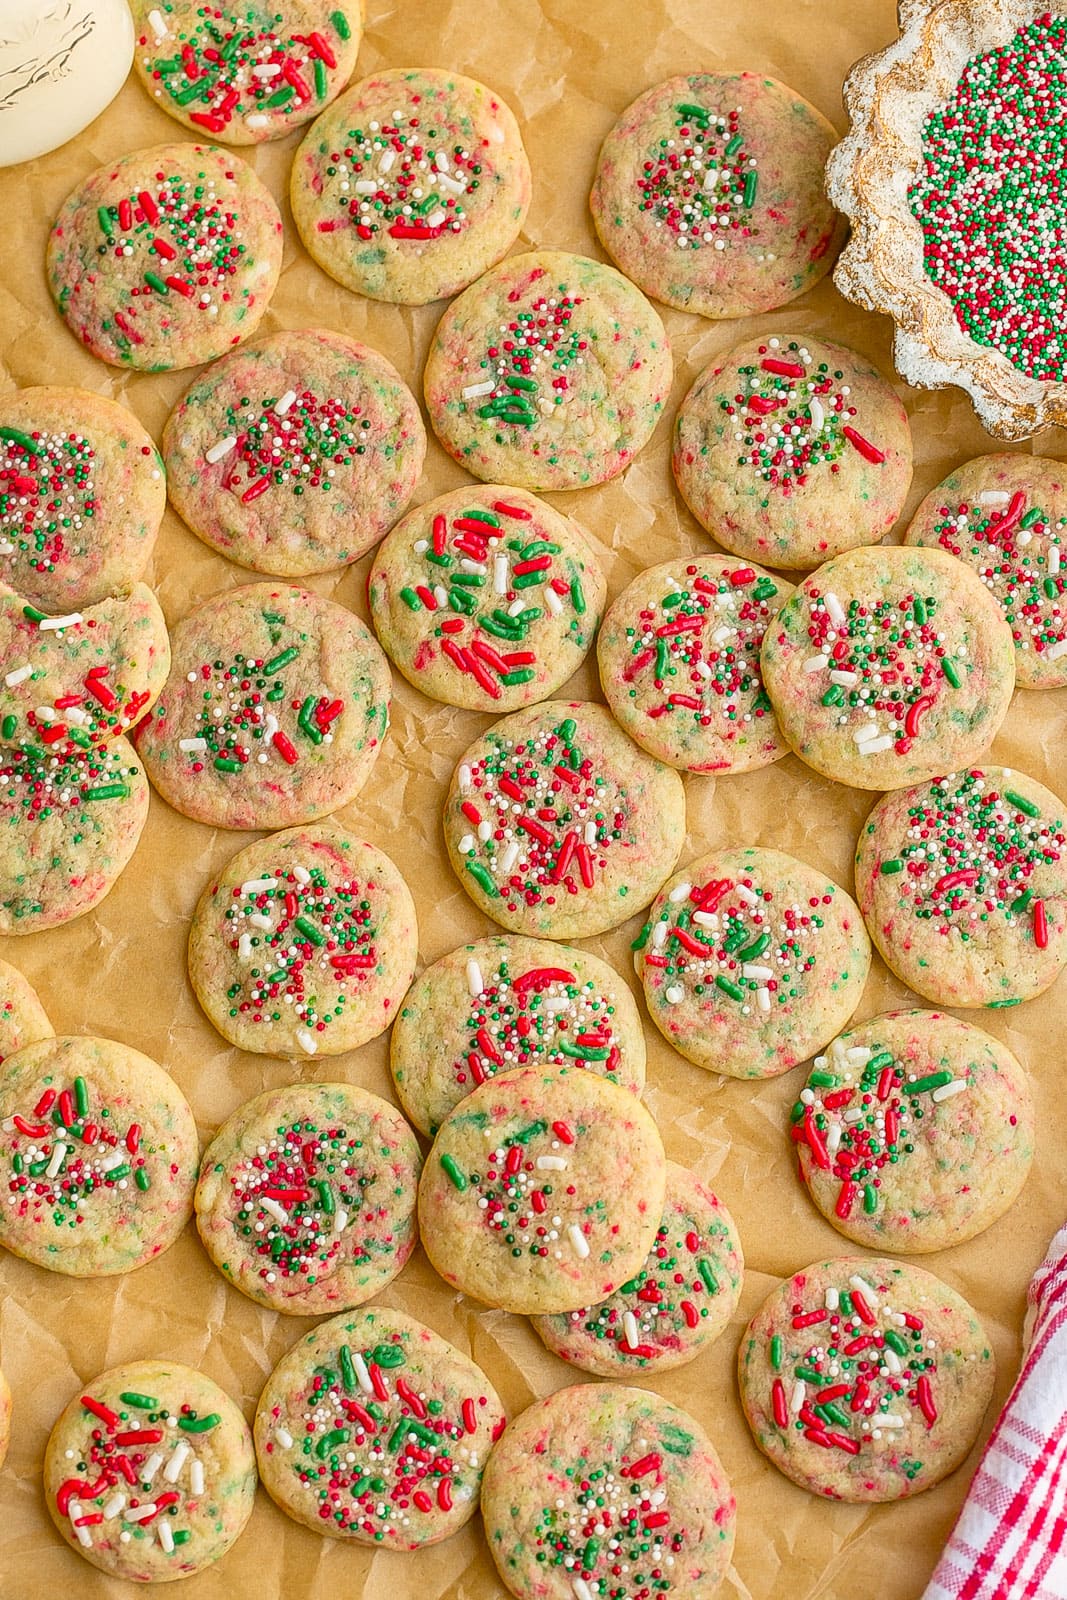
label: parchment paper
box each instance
[2,2,1066,1596]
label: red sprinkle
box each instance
[842,425,886,464]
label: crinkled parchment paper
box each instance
[2,2,1066,1596]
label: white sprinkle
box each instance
[853,722,881,745]
[742,963,773,980]
[499,840,520,874]
[164,1441,191,1483]
[181,736,209,753]
[931,1079,969,1103]
[826,1123,841,1156]
[545,587,563,616]
[702,168,719,192]
[102,1492,126,1519]
[846,1046,872,1065]
[435,172,467,195]
[189,1458,204,1496]
[141,1453,163,1484]
[789,1380,806,1413]
[494,554,509,594]
[850,1274,878,1304]
[333,1207,348,1235]
[39,613,82,630]
[425,208,447,228]
[584,820,597,846]
[808,396,825,432]
[568,1224,590,1259]
[458,763,472,792]
[99,1147,127,1172]
[275,1428,293,1450]
[735,884,759,905]
[353,1351,373,1394]
[1050,546,1061,576]
[293,866,310,886]
[508,598,525,617]
[378,149,396,174]
[858,734,895,755]
[878,1413,906,1428]
[823,592,847,629]
[462,380,496,400]
[260,1196,289,1225]
[692,910,717,929]
[458,834,474,854]
[574,1580,596,1600]
[252,62,281,78]
[668,881,691,903]
[829,670,859,686]
[296,1028,318,1055]
[694,657,713,679]
[45,1142,66,1180]
[124,1502,158,1524]
[274,390,297,416]
[979,489,1011,505]
[803,655,829,674]
[1046,638,1067,661]
[147,8,168,37]
[825,1287,840,1310]
[354,178,378,194]
[205,435,236,465]
[238,933,253,961]
[241,877,277,894]
[665,984,685,1004]
[69,1501,92,1547]
[245,114,270,129]
[158,1521,174,1554]
[884,1348,902,1375]
[537,1155,567,1170]
[435,150,449,171]
[466,959,484,997]
[757,986,771,1013]
[4,664,32,687]
[34,706,56,722]
[622,1311,640,1349]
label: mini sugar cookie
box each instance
[132,1,362,144]
[597,554,794,772]
[188,823,417,1058]
[532,1162,743,1377]
[738,1257,994,1502]
[368,485,606,711]
[482,1382,736,1600]
[0,1035,198,1276]
[0,582,169,749]
[673,333,913,569]
[792,1010,1033,1253]
[418,1063,667,1315]
[45,1360,255,1579]
[0,387,165,611]
[0,959,53,1062]
[163,328,426,577]
[255,1305,505,1547]
[291,67,531,304]
[0,733,149,934]
[634,846,871,1079]
[46,143,283,372]
[904,454,1067,689]
[760,544,1015,791]
[855,766,1067,1008]
[138,582,390,830]
[195,1081,420,1314]
[389,934,645,1136]
[443,700,685,941]
[424,250,673,491]
[590,72,844,320]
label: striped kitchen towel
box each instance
[922,1222,1067,1600]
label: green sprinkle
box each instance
[570,578,586,615]
[631,921,651,951]
[447,586,475,615]
[987,997,1022,1008]
[262,647,299,674]
[144,270,169,296]
[794,1365,823,1384]
[172,1530,191,1546]
[316,1427,349,1458]
[440,1153,468,1191]
[84,783,130,800]
[863,1184,878,1215]
[514,1119,548,1145]
[294,916,325,946]
[265,83,295,107]
[500,669,535,686]
[698,1258,718,1293]
[676,103,711,122]
[770,1335,783,1370]
[135,1167,150,1192]
[715,975,745,1001]
[583,1538,600,1571]
[339,1344,357,1393]
[74,1077,89,1117]
[331,9,351,38]
[808,1069,838,1088]
[558,1039,609,1060]
[743,169,758,207]
[461,509,500,525]
[213,758,241,774]
[400,587,421,611]
[941,657,961,688]
[821,685,845,707]
[912,597,927,624]
[1,716,16,740]
[724,133,744,156]
[736,932,770,963]
[1011,889,1033,913]
[97,206,114,237]
[880,858,904,875]
[120,1391,158,1409]
[1005,790,1040,817]
[505,374,538,392]
[22,605,46,622]
[178,1412,220,1433]
[884,1329,909,1356]
[314,57,328,98]
[909,1070,953,1094]
[465,861,499,897]
[316,1180,335,1216]
[558,718,576,743]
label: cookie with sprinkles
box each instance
[291,66,531,304]
[255,1305,504,1547]
[424,249,673,491]
[0,958,53,1063]
[597,554,795,773]
[188,822,417,1058]
[443,700,685,941]
[0,1034,198,1276]
[760,544,1016,791]
[389,934,645,1137]
[418,1063,667,1315]
[589,71,844,320]
[195,1081,420,1314]
[0,731,149,934]
[368,485,606,712]
[904,453,1067,689]
[163,327,426,577]
[738,1256,995,1502]
[481,1381,736,1600]
[137,582,390,831]
[0,386,165,612]
[792,1009,1033,1254]
[46,142,283,372]
[855,765,1067,1008]
[672,333,913,570]
[635,846,870,1080]
[532,1162,743,1378]
[132,1,362,144]
[0,582,170,752]
[44,1359,255,1579]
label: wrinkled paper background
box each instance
[1,2,1066,1596]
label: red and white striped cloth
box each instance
[923,1222,1067,1600]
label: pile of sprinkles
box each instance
[437,1116,600,1267]
[315,106,481,241]
[217,858,381,1054]
[634,871,830,1018]
[455,954,621,1099]
[86,163,251,348]
[619,563,779,744]
[638,98,760,254]
[398,498,587,698]
[720,338,886,494]
[922,485,1066,665]
[791,1034,973,1223]
[173,628,344,776]
[455,715,628,911]
[763,1269,943,1472]
[530,1438,694,1600]
[139,5,351,136]
[799,583,964,758]
[266,1334,501,1538]
[0,423,129,582]
[2,603,153,751]
[219,1112,395,1287]
[203,387,370,504]
[55,1387,218,1556]
[908,12,1067,382]
[462,292,586,429]
[555,1201,730,1364]
[872,769,1063,954]
[3,1074,152,1228]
